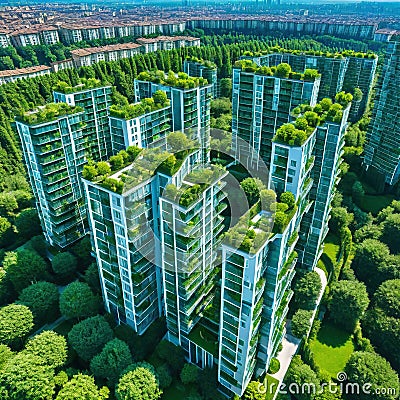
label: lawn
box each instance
[317,234,340,277]
[358,194,395,215]
[309,322,354,378]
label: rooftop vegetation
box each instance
[274,91,353,146]
[16,102,83,125]
[241,46,377,60]
[53,78,106,94]
[82,131,199,194]
[136,70,209,89]
[223,190,298,253]
[109,90,170,120]
[185,56,217,70]
[234,60,320,82]
[163,164,227,208]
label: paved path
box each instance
[268,267,328,399]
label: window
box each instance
[290,160,297,167]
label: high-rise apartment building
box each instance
[16,103,88,248]
[134,71,212,161]
[16,79,114,248]
[241,50,377,122]
[184,58,218,98]
[364,40,400,188]
[53,80,113,160]
[218,95,350,395]
[108,91,172,153]
[231,60,320,167]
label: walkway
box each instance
[268,267,328,399]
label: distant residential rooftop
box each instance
[70,42,142,57]
[136,35,199,44]
[0,65,51,78]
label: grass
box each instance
[309,322,354,378]
[317,234,340,277]
[358,194,395,215]
[162,380,198,400]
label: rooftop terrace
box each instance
[273,91,353,146]
[109,90,170,120]
[234,60,320,82]
[136,70,209,90]
[53,78,107,94]
[15,102,83,125]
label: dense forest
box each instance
[0,31,387,71]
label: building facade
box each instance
[16,104,88,248]
[134,72,212,161]
[231,61,320,168]
[184,59,218,98]
[364,41,400,187]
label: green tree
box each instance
[83,263,101,293]
[329,207,353,235]
[285,356,320,400]
[0,352,55,400]
[240,178,266,205]
[0,217,14,248]
[363,308,400,371]
[0,304,33,349]
[180,363,199,384]
[275,63,291,78]
[210,97,231,118]
[372,279,400,318]
[51,252,78,283]
[96,161,111,176]
[24,331,67,369]
[260,189,277,212]
[280,191,296,209]
[116,363,162,400]
[155,340,185,374]
[90,338,132,386]
[29,235,47,257]
[68,315,113,362]
[70,235,94,268]
[56,373,110,400]
[328,280,369,332]
[219,78,232,98]
[60,281,100,320]
[244,381,266,400]
[0,344,13,371]
[351,181,365,204]
[167,131,192,152]
[18,281,59,326]
[291,309,313,338]
[352,239,392,291]
[14,208,41,239]
[155,364,172,389]
[344,351,399,400]
[294,271,322,310]
[3,249,48,293]
[381,214,400,253]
